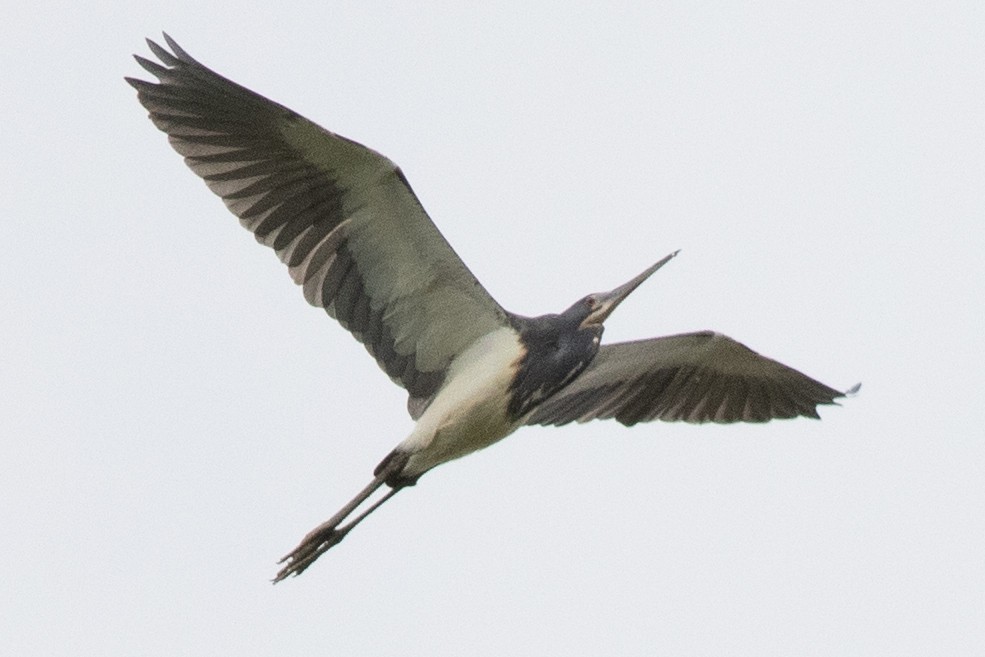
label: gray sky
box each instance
[3,2,983,655]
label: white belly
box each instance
[398,326,525,477]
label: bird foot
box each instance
[272,525,348,583]
[271,466,408,582]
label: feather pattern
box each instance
[127,35,509,417]
[526,331,850,426]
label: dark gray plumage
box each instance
[128,35,855,581]
[526,331,852,426]
[128,36,507,418]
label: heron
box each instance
[128,35,856,582]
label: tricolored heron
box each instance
[128,35,856,581]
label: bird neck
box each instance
[507,318,602,420]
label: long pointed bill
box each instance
[582,250,679,326]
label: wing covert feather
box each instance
[526,331,850,426]
[128,35,508,415]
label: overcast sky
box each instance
[3,2,983,655]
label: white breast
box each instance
[398,326,526,477]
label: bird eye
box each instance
[584,294,598,309]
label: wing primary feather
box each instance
[697,379,728,423]
[527,333,849,427]
[332,260,363,326]
[319,248,354,312]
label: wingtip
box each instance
[137,32,197,68]
[162,32,194,62]
[844,382,862,396]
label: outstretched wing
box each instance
[526,331,854,426]
[128,35,509,417]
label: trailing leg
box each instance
[273,450,412,582]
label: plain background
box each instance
[3,2,983,655]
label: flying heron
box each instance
[128,35,856,582]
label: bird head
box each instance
[572,250,679,329]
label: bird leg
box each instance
[272,450,411,582]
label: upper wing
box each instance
[525,331,854,426]
[128,35,509,417]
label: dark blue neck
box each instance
[507,313,602,420]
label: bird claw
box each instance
[272,527,347,583]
